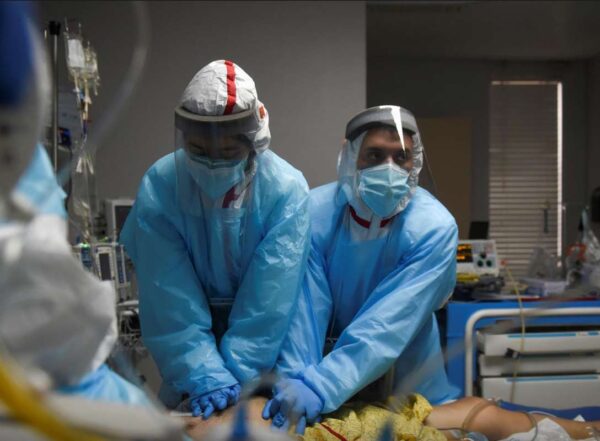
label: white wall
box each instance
[368,58,589,246]
[37,1,366,197]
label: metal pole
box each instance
[48,21,60,172]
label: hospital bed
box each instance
[462,305,600,410]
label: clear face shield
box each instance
[337,106,424,219]
[174,106,262,208]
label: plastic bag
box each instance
[526,247,561,280]
[582,209,600,289]
[583,208,600,264]
[499,418,572,441]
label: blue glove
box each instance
[261,379,323,434]
[191,384,241,419]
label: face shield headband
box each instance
[175,105,261,143]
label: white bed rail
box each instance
[463,307,600,396]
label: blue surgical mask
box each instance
[358,163,411,218]
[185,155,248,199]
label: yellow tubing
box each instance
[0,356,107,441]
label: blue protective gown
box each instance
[15,144,67,218]
[276,183,460,413]
[120,149,310,406]
[58,364,151,406]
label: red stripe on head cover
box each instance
[223,60,236,115]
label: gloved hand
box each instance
[191,384,241,419]
[261,379,323,434]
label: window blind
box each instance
[489,82,561,279]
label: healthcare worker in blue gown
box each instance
[13,148,149,406]
[15,144,67,218]
[13,148,150,406]
[0,0,149,407]
[263,105,461,433]
[120,60,310,417]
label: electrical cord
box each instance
[460,398,496,435]
[522,411,539,441]
[436,400,539,441]
[503,262,526,403]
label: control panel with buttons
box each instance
[456,240,500,276]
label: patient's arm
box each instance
[426,396,600,441]
[185,397,270,440]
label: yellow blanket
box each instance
[301,394,446,441]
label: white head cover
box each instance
[0,216,117,387]
[179,60,270,152]
[337,105,424,219]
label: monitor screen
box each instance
[98,252,112,280]
[115,205,132,237]
[457,243,473,263]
